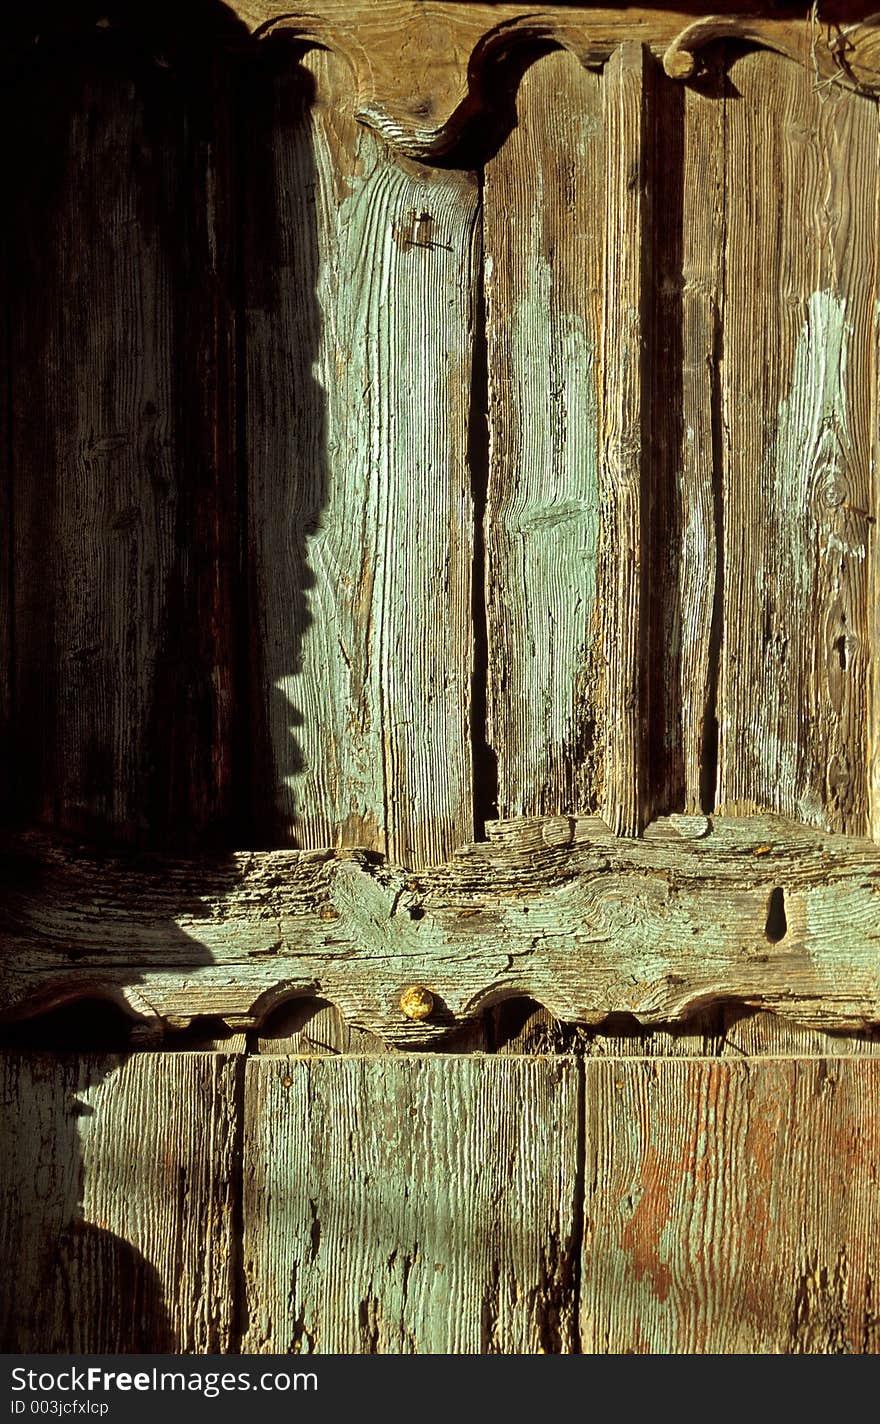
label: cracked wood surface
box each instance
[599,42,652,835]
[581,1058,880,1352]
[0,1052,239,1352]
[3,815,880,1043]
[5,1051,878,1352]
[242,1056,580,1352]
[245,47,477,864]
[718,51,877,835]
[483,48,605,820]
[648,59,724,817]
[4,4,880,1364]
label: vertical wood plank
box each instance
[581,1058,880,1353]
[0,112,10,815]
[677,82,725,815]
[245,49,476,867]
[869,103,880,842]
[242,1056,580,1353]
[0,1052,240,1352]
[650,78,725,815]
[720,53,876,835]
[9,40,238,847]
[599,43,651,836]
[483,49,604,819]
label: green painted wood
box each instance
[242,1055,580,1352]
[581,1057,880,1352]
[245,48,477,867]
[0,1052,240,1352]
[719,51,876,836]
[7,813,880,1043]
[599,42,651,836]
[483,49,604,820]
[8,40,238,847]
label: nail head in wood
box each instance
[399,985,434,1021]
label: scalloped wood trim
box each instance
[229,4,880,154]
[2,816,880,1044]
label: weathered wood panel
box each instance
[9,39,238,848]
[242,1056,579,1352]
[869,100,880,844]
[255,997,389,1056]
[0,108,10,817]
[581,1058,880,1352]
[483,48,604,819]
[650,73,725,815]
[0,1052,240,1352]
[721,1008,880,1059]
[719,51,877,836]
[599,43,650,836]
[245,48,477,867]
[5,814,880,1043]
[484,1002,880,1059]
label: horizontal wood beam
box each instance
[2,815,880,1043]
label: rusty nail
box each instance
[399,985,434,1021]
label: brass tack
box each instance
[399,985,434,1021]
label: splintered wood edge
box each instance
[14,5,880,156]
[1,815,879,1045]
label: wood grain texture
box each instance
[9,39,237,848]
[650,74,725,815]
[581,1058,880,1352]
[599,43,650,835]
[0,119,10,818]
[664,10,880,91]
[255,997,388,1056]
[869,98,880,842]
[721,1007,880,1058]
[482,1001,880,1058]
[242,1055,579,1352]
[0,1051,239,1352]
[719,51,877,836]
[483,48,604,819]
[245,48,476,867]
[173,1,880,155]
[4,814,880,1042]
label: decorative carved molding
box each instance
[6,2,880,156]
[235,5,620,155]
[2,816,880,1045]
[9,5,880,154]
[664,10,880,92]
[237,3,880,153]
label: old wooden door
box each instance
[3,0,880,1353]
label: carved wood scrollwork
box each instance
[226,4,880,156]
[663,10,880,93]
